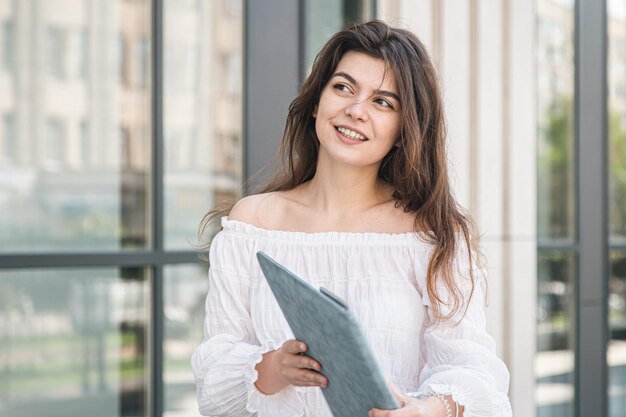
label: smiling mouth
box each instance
[335,126,368,141]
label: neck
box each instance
[301,157,392,218]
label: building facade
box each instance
[0,1,623,417]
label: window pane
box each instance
[537,0,576,243]
[0,0,151,252]
[2,18,14,71]
[163,263,208,417]
[610,251,626,417]
[303,0,372,74]
[536,251,575,417]
[609,0,626,243]
[163,0,243,249]
[0,267,150,417]
[2,112,15,161]
[609,0,626,412]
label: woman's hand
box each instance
[254,339,328,395]
[369,383,448,417]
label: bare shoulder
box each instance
[375,200,419,233]
[227,192,289,228]
[227,193,271,225]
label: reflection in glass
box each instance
[609,0,626,244]
[608,2,626,416]
[537,0,575,243]
[610,252,626,417]
[2,113,15,161]
[163,0,243,249]
[163,264,208,417]
[303,0,372,74]
[0,268,150,417]
[536,252,575,417]
[536,1,575,415]
[0,0,151,252]
[2,19,14,71]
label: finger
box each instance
[387,379,409,405]
[369,409,390,417]
[298,355,321,371]
[280,352,321,371]
[284,340,308,354]
[284,368,328,386]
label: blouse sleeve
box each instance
[190,232,305,417]
[412,245,512,417]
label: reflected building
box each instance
[0,0,242,251]
[537,0,626,123]
[0,1,242,416]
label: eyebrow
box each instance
[331,71,401,103]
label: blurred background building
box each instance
[0,0,624,417]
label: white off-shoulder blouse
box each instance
[191,217,512,417]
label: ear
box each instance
[313,105,318,118]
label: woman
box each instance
[192,20,512,417]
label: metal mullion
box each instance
[537,242,580,252]
[0,251,198,269]
[244,0,300,192]
[574,0,609,416]
[151,0,164,415]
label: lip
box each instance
[334,124,369,144]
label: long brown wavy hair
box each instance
[200,20,481,321]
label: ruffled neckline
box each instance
[220,216,429,246]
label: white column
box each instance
[506,0,537,415]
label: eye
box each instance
[374,98,394,109]
[332,83,351,93]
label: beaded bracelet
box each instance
[411,392,457,417]
[432,393,454,417]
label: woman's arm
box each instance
[191,232,308,417]
[411,251,512,417]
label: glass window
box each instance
[46,118,67,165]
[47,26,67,79]
[135,37,149,89]
[0,0,151,253]
[537,0,576,416]
[0,267,150,417]
[71,28,89,79]
[537,0,576,244]
[610,251,626,416]
[608,1,626,415]
[163,0,243,249]
[2,20,14,71]
[225,52,241,97]
[163,263,208,416]
[119,35,131,88]
[303,0,372,74]
[2,113,15,161]
[536,252,575,417]
[80,120,89,166]
[609,1,626,244]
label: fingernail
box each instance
[300,343,306,350]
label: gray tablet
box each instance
[256,251,400,417]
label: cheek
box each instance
[380,117,401,143]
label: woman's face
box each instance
[314,51,401,169]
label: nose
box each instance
[344,99,369,122]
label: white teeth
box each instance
[337,127,366,141]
